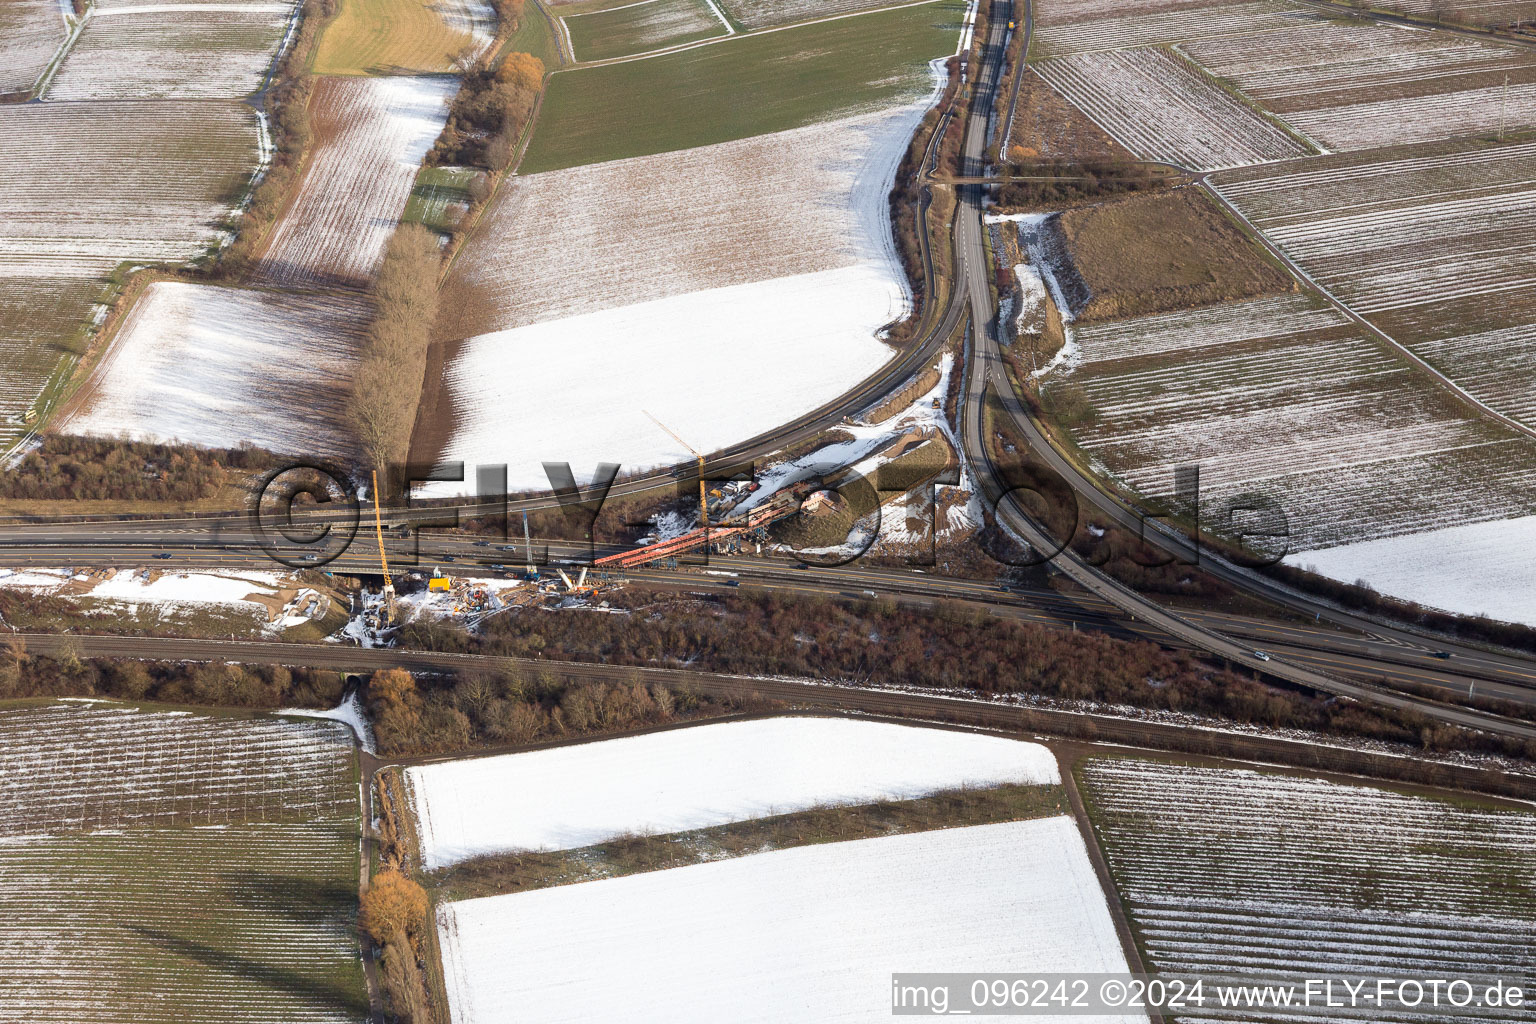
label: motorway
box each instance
[1,0,1533,742]
[942,0,1536,738]
[5,517,1536,704]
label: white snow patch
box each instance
[436,817,1141,1024]
[0,567,324,628]
[404,717,1060,868]
[987,213,1080,380]
[430,265,901,493]
[1011,262,1048,335]
[1286,513,1536,627]
[278,693,376,753]
[67,281,367,458]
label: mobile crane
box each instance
[644,411,709,534]
[370,470,395,624]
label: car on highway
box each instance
[473,540,491,547]
[1432,651,1453,659]
[153,552,173,559]
[1252,650,1272,661]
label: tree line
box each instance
[429,51,545,171]
[400,587,1536,763]
[0,642,345,707]
[0,436,270,502]
[364,664,758,757]
[349,225,442,472]
[996,155,1170,209]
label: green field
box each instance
[0,702,365,1023]
[403,165,482,232]
[505,0,561,67]
[565,0,728,63]
[0,277,106,448]
[520,0,962,172]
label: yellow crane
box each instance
[644,411,708,533]
[370,470,395,622]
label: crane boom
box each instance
[643,411,709,534]
[370,470,392,588]
[371,470,395,622]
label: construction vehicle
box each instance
[522,509,537,579]
[644,411,708,534]
[370,470,395,624]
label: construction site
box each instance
[339,420,958,644]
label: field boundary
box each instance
[561,0,733,62]
[1203,176,1536,443]
[556,0,950,71]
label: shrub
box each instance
[0,436,269,502]
[360,869,429,947]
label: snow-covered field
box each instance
[0,564,331,629]
[256,75,454,287]
[1183,20,1535,112]
[1287,79,1536,150]
[1081,758,1536,1010]
[1035,48,1305,170]
[438,0,497,62]
[67,281,367,457]
[437,817,1140,1024]
[1184,20,1536,151]
[1412,322,1536,429]
[1032,0,1303,56]
[1218,152,1536,312]
[1056,292,1536,555]
[0,100,262,439]
[0,0,66,95]
[431,102,930,492]
[1063,291,1344,362]
[405,717,1059,868]
[1287,513,1536,626]
[48,6,295,100]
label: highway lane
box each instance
[7,507,1536,701]
[940,0,1536,681]
[965,0,1536,668]
[941,0,1536,739]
